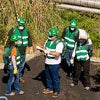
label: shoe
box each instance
[70,83,75,87]
[18,90,24,95]
[85,87,90,90]
[20,78,25,83]
[52,92,59,98]
[43,89,53,94]
[5,92,15,96]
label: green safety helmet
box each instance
[17,17,25,26]
[70,19,78,28]
[10,33,19,42]
[48,28,58,37]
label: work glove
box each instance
[13,67,18,74]
[44,50,50,54]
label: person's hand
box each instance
[13,67,18,74]
[29,47,33,54]
[62,38,64,41]
[70,58,74,64]
[44,50,50,54]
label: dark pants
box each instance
[73,59,90,87]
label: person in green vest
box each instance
[62,19,79,77]
[5,33,24,96]
[70,31,91,90]
[43,28,64,98]
[5,17,33,83]
[36,28,64,98]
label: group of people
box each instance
[3,17,93,98]
[4,17,33,96]
[39,18,92,98]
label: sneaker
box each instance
[52,92,59,98]
[43,89,53,94]
[20,78,25,83]
[85,87,90,90]
[70,83,75,87]
[18,90,24,95]
[5,92,15,96]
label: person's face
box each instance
[70,26,76,31]
[15,40,19,45]
[48,36,56,41]
[18,25,24,30]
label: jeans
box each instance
[5,65,21,94]
[18,55,26,78]
[66,49,73,67]
[66,49,74,77]
[45,64,60,93]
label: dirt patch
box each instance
[0,46,4,63]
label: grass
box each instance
[0,0,100,57]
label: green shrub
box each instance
[0,0,100,57]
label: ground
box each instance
[0,46,4,63]
[0,56,100,100]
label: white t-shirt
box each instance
[45,42,64,65]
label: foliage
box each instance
[0,0,100,57]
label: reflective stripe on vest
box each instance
[13,27,28,47]
[9,46,21,66]
[16,56,21,65]
[76,45,89,61]
[64,27,78,49]
[45,38,61,58]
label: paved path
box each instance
[0,50,100,69]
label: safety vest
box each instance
[45,38,61,59]
[9,46,21,66]
[64,27,78,49]
[13,27,29,47]
[76,44,89,61]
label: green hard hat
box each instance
[17,17,25,26]
[10,33,19,42]
[48,28,58,37]
[70,19,78,28]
